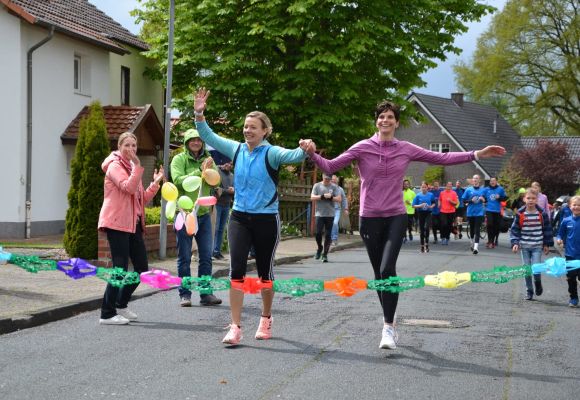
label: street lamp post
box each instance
[159,0,175,259]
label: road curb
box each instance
[0,240,363,335]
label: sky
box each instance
[91,0,507,99]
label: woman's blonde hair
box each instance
[117,131,137,148]
[246,111,273,138]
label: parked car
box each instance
[500,207,515,233]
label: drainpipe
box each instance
[26,25,54,238]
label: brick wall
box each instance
[97,224,178,267]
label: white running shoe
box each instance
[99,315,130,325]
[117,308,138,321]
[379,325,399,350]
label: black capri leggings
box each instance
[468,216,485,244]
[228,210,280,281]
[101,223,148,319]
[486,211,501,244]
[359,214,407,324]
[417,211,432,245]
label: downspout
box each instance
[26,25,54,238]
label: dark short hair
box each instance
[323,173,332,179]
[374,100,401,122]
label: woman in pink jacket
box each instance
[98,132,164,325]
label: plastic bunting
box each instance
[140,269,182,290]
[9,254,57,273]
[0,247,12,264]
[424,271,472,289]
[230,277,273,294]
[324,276,367,297]
[5,253,580,297]
[532,257,580,277]
[273,278,324,297]
[181,275,231,294]
[367,276,425,293]
[96,267,140,288]
[471,265,531,284]
[56,258,98,279]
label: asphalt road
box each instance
[1,238,578,400]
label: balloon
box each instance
[182,176,202,192]
[177,195,194,210]
[185,213,198,236]
[196,196,217,206]
[165,200,176,219]
[161,182,178,202]
[202,168,221,186]
[174,211,185,230]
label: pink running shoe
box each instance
[222,324,242,345]
[255,316,273,340]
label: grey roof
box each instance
[521,136,580,160]
[1,0,148,54]
[409,92,522,177]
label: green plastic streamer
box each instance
[367,276,425,293]
[471,265,531,284]
[9,254,57,273]
[273,278,324,297]
[181,275,231,294]
[96,267,140,287]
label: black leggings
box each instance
[440,212,455,240]
[101,223,148,319]
[417,211,431,245]
[228,211,279,281]
[468,216,484,244]
[486,211,501,244]
[315,216,334,255]
[359,214,407,324]
[431,214,440,241]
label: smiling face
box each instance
[472,175,480,187]
[187,137,203,155]
[571,197,580,216]
[375,110,399,137]
[243,116,269,148]
[445,182,453,191]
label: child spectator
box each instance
[556,195,580,307]
[510,188,554,301]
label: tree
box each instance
[423,166,444,184]
[454,0,580,136]
[499,140,580,202]
[64,102,110,259]
[134,0,492,156]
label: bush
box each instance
[63,102,110,259]
[145,206,162,225]
[423,166,444,184]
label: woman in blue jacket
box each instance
[193,88,308,345]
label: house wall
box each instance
[0,10,25,237]
[109,49,164,123]
[396,110,484,188]
[0,14,111,238]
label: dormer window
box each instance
[430,143,450,153]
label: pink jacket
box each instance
[98,151,159,233]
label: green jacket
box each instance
[170,129,218,216]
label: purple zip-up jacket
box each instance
[310,134,476,218]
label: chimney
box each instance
[451,93,464,107]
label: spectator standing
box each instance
[531,182,551,221]
[98,132,164,325]
[311,173,341,261]
[330,175,348,246]
[212,160,234,260]
[171,129,222,307]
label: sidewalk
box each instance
[0,234,363,335]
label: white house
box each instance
[0,0,164,238]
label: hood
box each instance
[102,151,131,173]
[183,128,206,158]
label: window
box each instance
[73,53,91,95]
[73,56,81,92]
[430,143,450,153]
[121,66,130,105]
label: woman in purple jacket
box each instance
[300,100,505,350]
